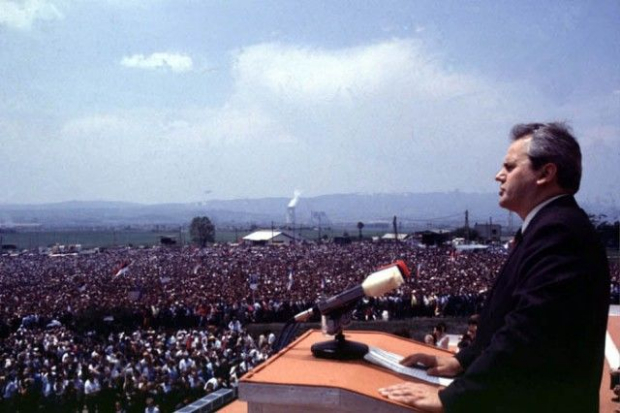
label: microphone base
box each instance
[311,333,369,360]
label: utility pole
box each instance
[393,216,398,242]
[465,210,470,243]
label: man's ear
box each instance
[536,163,557,185]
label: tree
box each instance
[189,216,215,247]
[589,214,619,249]
[357,221,365,240]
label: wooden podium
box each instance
[239,329,452,412]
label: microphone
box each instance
[318,259,409,315]
[293,308,316,323]
[293,260,411,321]
[308,260,410,360]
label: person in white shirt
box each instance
[83,372,101,413]
[424,322,450,349]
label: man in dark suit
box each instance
[380,122,610,412]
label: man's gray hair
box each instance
[510,122,582,194]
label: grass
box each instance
[0,227,387,250]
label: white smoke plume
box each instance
[288,190,302,208]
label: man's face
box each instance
[495,138,540,218]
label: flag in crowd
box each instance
[287,269,294,291]
[113,261,131,278]
[249,273,259,290]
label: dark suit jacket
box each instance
[439,196,610,413]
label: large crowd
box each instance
[1,242,618,411]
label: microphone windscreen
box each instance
[361,265,404,297]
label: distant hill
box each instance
[201,192,507,227]
[0,193,617,229]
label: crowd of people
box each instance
[0,242,524,333]
[0,241,618,411]
[0,324,271,412]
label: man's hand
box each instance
[400,353,463,377]
[379,382,444,412]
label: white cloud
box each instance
[0,0,63,30]
[62,113,146,140]
[228,38,522,154]
[47,107,298,202]
[7,37,614,203]
[61,104,295,148]
[54,38,550,200]
[120,52,194,73]
[222,39,578,196]
[226,39,522,166]
[232,39,480,104]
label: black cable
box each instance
[273,318,300,352]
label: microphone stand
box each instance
[311,331,369,360]
[311,308,368,360]
[284,260,410,360]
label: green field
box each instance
[0,226,385,250]
[0,230,187,250]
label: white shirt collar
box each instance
[521,194,568,234]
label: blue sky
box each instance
[1,0,618,205]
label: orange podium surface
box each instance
[238,329,451,412]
